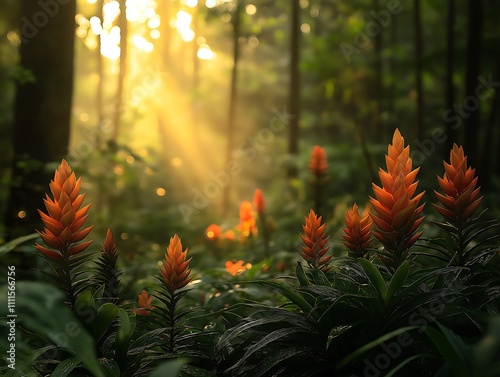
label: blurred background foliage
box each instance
[1,0,500,290]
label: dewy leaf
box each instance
[0,282,105,377]
[358,258,386,299]
[51,357,83,377]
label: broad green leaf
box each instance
[150,359,186,377]
[114,308,136,367]
[0,233,39,256]
[310,268,331,286]
[358,258,386,299]
[337,326,417,371]
[385,260,410,303]
[51,357,83,377]
[424,326,470,377]
[87,303,119,342]
[0,282,105,377]
[295,262,310,286]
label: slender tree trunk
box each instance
[158,0,171,72]
[287,0,300,178]
[222,1,241,215]
[387,11,397,127]
[464,0,483,169]
[96,0,104,128]
[481,63,500,192]
[373,0,383,142]
[444,0,456,153]
[414,0,424,140]
[4,0,76,240]
[112,0,128,143]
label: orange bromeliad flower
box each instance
[35,159,93,260]
[370,129,425,260]
[299,210,332,271]
[225,260,251,276]
[342,204,373,257]
[309,146,328,177]
[206,224,222,240]
[159,235,192,292]
[237,200,256,237]
[433,144,482,224]
[253,189,266,214]
[134,290,154,316]
[103,228,118,256]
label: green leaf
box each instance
[99,358,121,377]
[0,282,105,377]
[51,357,83,377]
[150,359,187,377]
[253,280,315,318]
[0,233,39,256]
[385,260,410,303]
[358,258,386,299]
[337,326,418,371]
[385,355,421,377]
[424,325,471,377]
[295,262,310,286]
[87,303,119,342]
[310,268,331,286]
[114,308,136,367]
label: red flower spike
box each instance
[103,228,118,257]
[159,235,192,293]
[35,160,93,259]
[342,204,373,257]
[433,144,483,224]
[253,189,266,214]
[299,210,332,271]
[369,130,425,258]
[237,201,257,237]
[309,146,328,177]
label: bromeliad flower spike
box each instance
[299,210,332,272]
[433,144,483,225]
[342,204,373,258]
[369,129,425,267]
[160,234,192,293]
[35,159,93,260]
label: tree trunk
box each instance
[444,0,456,154]
[96,0,104,127]
[112,0,128,144]
[222,1,242,215]
[414,0,424,140]
[287,0,300,178]
[4,0,76,239]
[372,0,383,142]
[464,0,483,169]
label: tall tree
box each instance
[222,0,242,215]
[414,0,424,140]
[464,0,483,169]
[5,0,76,238]
[96,0,104,127]
[112,0,128,143]
[444,0,456,153]
[287,0,300,178]
[372,0,383,142]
